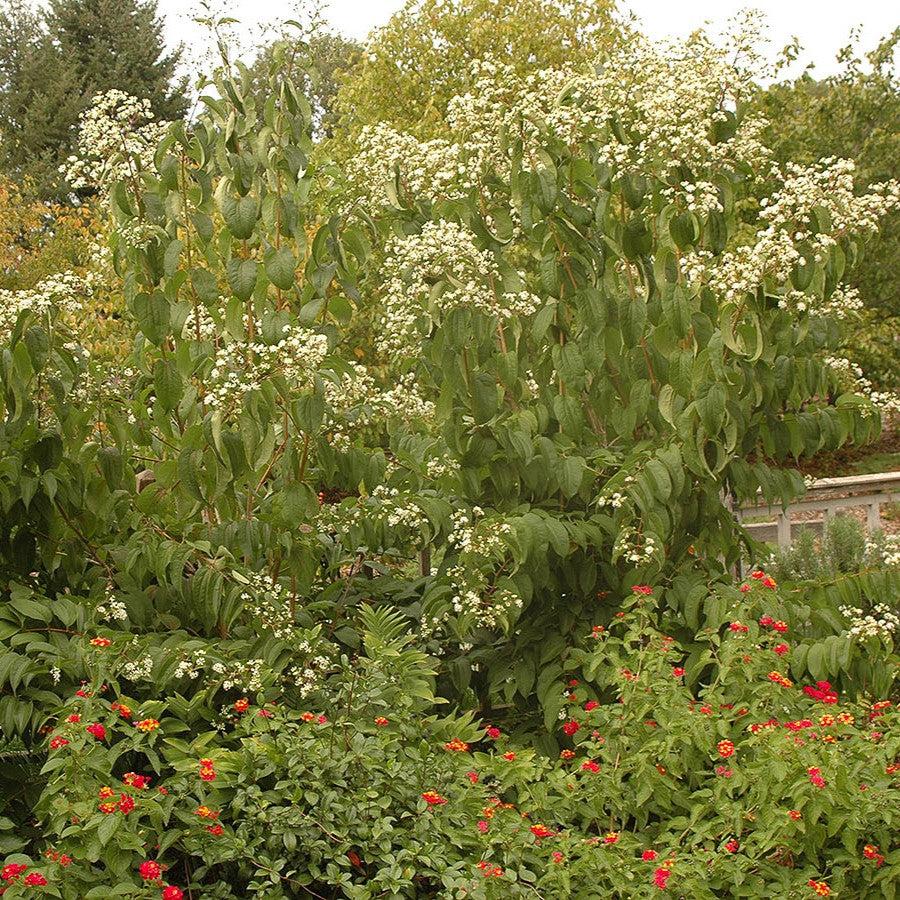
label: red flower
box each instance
[476,861,504,878]
[256,708,273,718]
[715,765,733,778]
[206,824,224,836]
[739,584,750,593]
[123,772,151,789]
[672,667,685,678]
[728,622,749,633]
[603,832,619,844]
[111,702,133,719]
[717,740,735,758]
[803,681,838,704]
[66,713,81,723]
[86,723,106,741]
[477,819,489,832]
[502,751,516,761]
[300,712,315,722]
[1,864,27,882]
[485,726,501,740]
[98,801,117,814]
[466,771,479,783]
[724,839,739,853]
[136,718,160,732]
[632,585,653,595]
[788,810,802,820]
[90,636,111,648]
[551,851,564,864]
[139,861,163,882]
[751,570,766,580]
[759,615,774,628]
[374,716,389,727]
[118,794,135,814]
[233,697,249,714]
[642,849,657,861]
[581,760,600,773]
[863,844,885,866]
[24,872,48,886]
[771,619,787,632]
[773,643,790,656]
[162,888,184,900]
[317,714,328,724]
[444,739,470,752]
[562,720,579,736]
[530,824,554,839]
[560,749,575,760]
[654,867,671,889]
[49,736,69,750]
[421,791,447,806]
[584,700,599,711]
[808,880,830,897]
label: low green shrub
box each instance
[1,587,896,898]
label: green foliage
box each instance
[758,28,900,388]
[332,0,621,142]
[0,13,896,897]
[4,594,897,897]
[0,0,187,197]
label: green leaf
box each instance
[265,247,298,291]
[226,259,258,301]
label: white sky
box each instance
[159,0,898,81]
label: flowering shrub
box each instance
[0,10,898,897]
[3,595,896,897]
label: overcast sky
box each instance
[159,0,898,80]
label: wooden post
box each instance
[419,547,431,577]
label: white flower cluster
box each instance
[63,90,169,191]
[324,367,437,448]
[840,603,899,640]
[96,584,128,622]
[819,286,864,321]
[377,220,540,360]
[598,474,636,510]
[203,323,328,411]
[572,29,769,182]
[181,305,218,340]
[613,525,658,565]
[824,355,900,417]
[441,508,520,631]
[239,571,294,640]
[121,651,154,682]
[288,653,332,698]
[174,649,207,680]
[684,158,899,311]
[0,271,90,338]
[865,534,900,569]
[211,657,266,692]
[348,124,475,203]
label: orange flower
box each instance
[136,718,160,732]
[374,716,389,727]
[603,832,619,844]
[530,824,554,839]
[444,738,470,752]
[421,791,447,807]
[808,880,830,896]
[90,637,112,648]
[98,786,115,799]
[717,740,735,759]
[233,698,249,714]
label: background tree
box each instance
[333,0,622,142]
[0,0,187,197]
[249,31,361,139]
[758,29,900,388]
